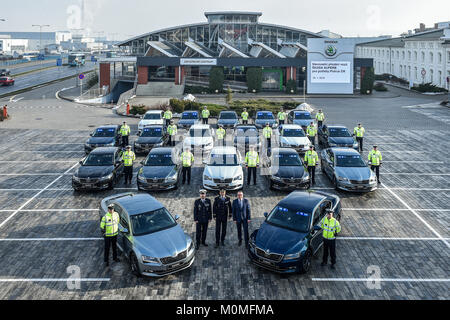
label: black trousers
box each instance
[371,165,380,182]
[104,236,118,262]
[215,219,228,244]
[279,119,285,125]
[182,166,191,184]
[196,222,209,245]
[168,135,175,146]
[124,166,133,184]
[242,120,248,124]
[356,137,363,151]
[121,135,129,148]
[322,238,336,265]
[308,136,315,146]
[318,121,323,128]
[247,166,257,185]
[307,165,316,184]
[202,118,208,124]
[165,119,171,127]
[236,220,249,245]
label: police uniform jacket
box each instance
[213,196,232,221]
[194,198,212,223]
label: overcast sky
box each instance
[1,0,449,40]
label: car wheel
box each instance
[129,253,141,277]
[298,250,312,274]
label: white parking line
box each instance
[0,278,110,283]
[9,151,83,153]
[381,173,450,176]
[381,161,444,164]
[31,143,84,145]
[0,209,98,212]
[337,237,450,241]
[344,208,450,212]
[0,173,70,176]
[311,278,450,283]
[381,182,450,249]
[0,161,78,163]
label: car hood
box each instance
[293,119,312,127]
[280,136,310,146]
[204,165,242,179]
[328,137,355,145]
[75,166,114,178]
[218,119,238,125]
[271,165,305,178]
[86,137,115,145]
[136,137,163,144]
[135,224,188,258]
[256,222,307,254]
[184,137,213,146]
[178,119,198,124]
[255,119,276,125]
[234,136,260,144]
[141,165,176,179]
[335,166,372,181]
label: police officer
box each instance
[163,107,173,127]
[180,147,194,185]
[213,189,232,248]
[304,145,318,186]
[320,209,341,269]
[306,121,317,146]
[277,108,286,125]
[100,204,120,266]
[120,121,131,148]
[241,108,249,124]
[353,123,365,152]
[167,120,177,147]
[262,122,272,154]
[201,106,210,124]
[368,145,382,184]
[122,145,135,184]
[216,124,226,146]
[316,109,325,128]
[194,189,212,249]
[245,145,259,185]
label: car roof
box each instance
[271,147,299,155]
[142,124,164,128]
[90,147,119,154]
[326,125,348,129]
[96,125,119,129]
[210,146,238,154]
[256,110,274,114]
[149,147,174,154]
[115,193,164,216]
[144,110,162,114]
[278,191,327,213]
[219,111,237,114]
[291,109,310,113]
[183,110,198,113]
[331,148,360,156]
[280,124,303,129]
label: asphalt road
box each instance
[0,87,448,300]
[10,61,57,76]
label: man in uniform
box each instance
[368,145,382,184]
[122,145,135,184]
[232,191,251,248]
[315,109,325,128]
[353,123,365,152]
[163,107,173,127]
[100,204,120,266]
[262,122,272,155]
[245,145,259,186]
[213,189,232,248]
[120,121,131,148]
[304,145,318,186]
[167,120,177,147]
[320,209,341,269]
[216,124,226,146]
[277,108,287,125]
[201,106,210,124]
[306,121,317,146]
[180,147,194,185]
[194,189,212,249]
[241,108,249,124]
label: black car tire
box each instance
[130,253,141,277]
[298,250,312,274]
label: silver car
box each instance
[320,148,378,192]
[99,193,195,277]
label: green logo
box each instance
[325,45,337,57]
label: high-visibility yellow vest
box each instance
[245,151,259,167]
[263,126,272,138]
[216,128,226,140]
[354,126,365,137]
[241,111,249,120]
[316,112,325,121]
[321,217,341,240]
[100,211,120,237]
[164,110,172,119]
[277,111,286,120]
[304,150,318,166]
[368,150,382,166]
[168,124,177,136]
[122,150,135,166]
[120,125,130,136]
[306,125,317,137]
[201,109,210,118]
[181,151,194,167]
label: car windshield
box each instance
[145,153,174,166]
[209,153,238,166]
[220,113,237,119]
[83,153,114,166]
[140,127,163,137]
[266,205,310,233]
[92,128,115,137]
[143,113,161,120]
[336,155,366,167]
[273,153,302,166]
[282,128,305,137]
[256,112,274,120]
[294,112,312,119]
[236,128,258,137]
[130,207,176,236]
[190,129,211,137]
[182,112,198,119]
[329,128,351,137]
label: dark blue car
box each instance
[177,110,200,129]
[248,190,342,274]
[85,125,122,154]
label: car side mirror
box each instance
[174,215,180,221]
[89,133,93,136]
[202,159,208,164]
[264,212,268,218]
[119,225,129,234]
[313,225,321,231]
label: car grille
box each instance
[191,144,207,149]
[160,250,187,265]
[146,178,165,183]
[337,144,354,148]
[281,178,303,184]
[255,247,283,262]
[213,178,233,184]
[79,178,99,183]
[138,144,153,148]
[350,180,369,184]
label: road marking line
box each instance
[311,278,450,283]
[0,161,78,163]
[343,208,450,212]
[381,182,450,249]
[381,161,444,164]
[0,238,102,241]
[337,237,450,241]
[31,143,84,145]
[382,173,450,176]
[0,278,110,282]
[0,162,79,230]
[0,209,98,212]
[8,150,83,153]
[0,173,71,176]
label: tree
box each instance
[360,67,375,94]
[209,66,224,92]
[246,67,262,92]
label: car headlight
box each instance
[107,142,115,146]
[302,172,310,181]
[205,142,213,147]
[369,174,377,183]
[329,143,337,147]
[188,241,194,253]
[280,142,289,147]
[337,176,349,182]
[353,143,359,148]
[142,255,159,264]
[100,173,114,181]
[283,252,301,260]
[134,143,141,147]
[203,174,212,181]
[72,175,80,182]
[271,175,282,181]
[233,175,242,181]
[138,174,146,182]
[84,143,90,148]
[165,172,178,182]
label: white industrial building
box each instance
[356,23,450,89]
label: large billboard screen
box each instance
[310,61,351,83]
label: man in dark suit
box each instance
[213,189,232,248]
[232,191,251,248]
[193,189,212,250]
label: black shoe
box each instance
[202,242,208,247]
[321,262,326,267]
[195,244,200,250]
[114,258,121,262]
[221,241,225,246]
[331,264,335,270]
[238,240,242,246]
[105,261,109,267]
[215,243,219,248]
[245,244,249,249]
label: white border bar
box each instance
[312,278,450,283]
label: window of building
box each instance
[415,67,418,80]
[421,51,425,62]
[429,69,433,83]
[438,52,442,63]
[429,52,433,63]
[402,51,405,59]
[414,51,417,61]
[396,51,399,59]
[438,71,442,86]
[408,51,411,60]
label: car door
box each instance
[310,201,331,253]
[114,150,124,179]
[116,205,132,256]
[324,149,334,178]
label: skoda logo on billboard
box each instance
[325,45,337,57]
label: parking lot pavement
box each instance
[0,96,449,300]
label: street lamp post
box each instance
[32,24,50,57]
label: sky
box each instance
[0,0,449,40]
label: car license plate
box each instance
[150,184,159,188]
[84,184,93,188]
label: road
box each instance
[10,61,57,76]
[0,85,448,300]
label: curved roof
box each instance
[204,11,262,17]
